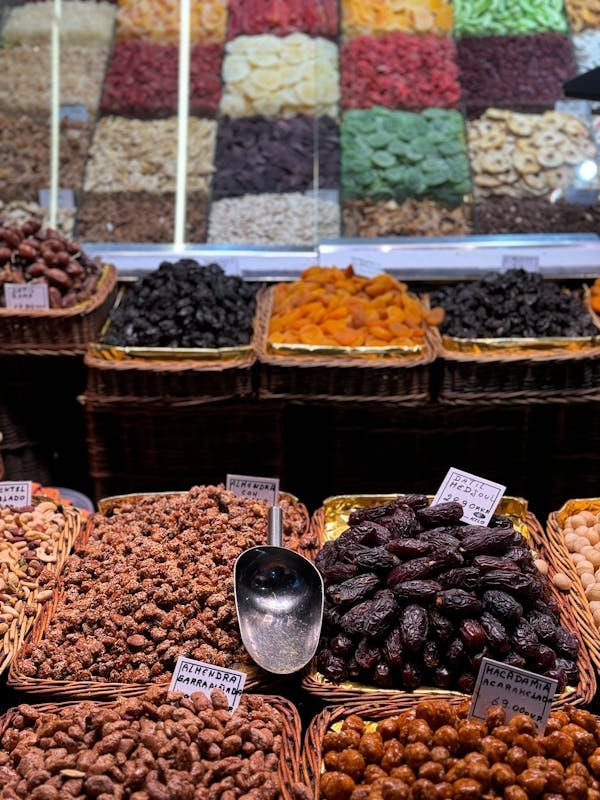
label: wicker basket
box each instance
[8,490,316,699]
[301,501,596,708]
[256,287,440,404]
[0,264,118,356]
[0,694,304,800]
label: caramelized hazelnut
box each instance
[451,777,482,800]
[321,772,356,800]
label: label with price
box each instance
[0,481,32,508]
[431,467,505,526]
[4,284,49,310]
[470,657,558,733]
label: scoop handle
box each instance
[268,506,283,547]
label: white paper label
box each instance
[60,103,88,122]
[352,257,382,278]
[38,189,75,210]
[0,481,32,508]
[501,255,540,271]
[470,657,558,733]
[431,467,506,525]
[226,474,279,505]
[169,656,246,712]
[4,283,49,310]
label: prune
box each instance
[363,590,399,638]
[473,556,519,572]
[392,580,441,605]
[328,574,380,607]
[480,612,510,654]
[555,657,578,684]
[459,619,486,652]
[429,609,455,641]
[331,634,356,658]
[417,502,464,526]
[460,527,514,555]
[438,589,483,617]
[380,508,418,537]
[483,590,523,624]
[383,627,404,669]
[386,538,433,558]
[354,547,399,572]
[318,650,348,682]
[400,605,429,653]
[526,644,556,671]
[402,661,423,689]
[480,570,533,595]
[438,567,481,590]
[322,564,360,585]
[423,639,441,669]
[555,629,579,660]
[527,611,558,645]
[387,558,437,586]
[355,637,381,671]
[420,530,462,549]
[341,601,374,636]
[513,621,539,657]
[373,660,394,687]
[447,638,467,668]
[433,665,452,688]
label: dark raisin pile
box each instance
[103,260,258,348]
[430,269,598,338]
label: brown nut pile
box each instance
[0,220,103,309]
[0,201,75,237]
[342,200,472,238]
[320,699,600,800]
[468,109,597,200]
[18,486,308,684]
[0,687,285,800]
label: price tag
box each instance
[169,656,246,713]
[501,255,540,271]
[38,188,75,210]
[352,258,382,279]
[59,103,88,122]
[4,283,49,310]
[565,188,599,205]
[470,657,558,733]
[226,474,279,505]
[0,481,32,508]
[432,467,506,526]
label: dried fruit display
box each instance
[430,270,598,339]
[320,700,600,800]
[213,116,339,199]
[342,108,471,208]
[219,33,339,118]
[592,279,600,315]
[560,507,600,630]
[17,486,308,683]
[268,266,443,348]
[457,34,576,116]
[343,199,472,237]
[0,220,103,309]
[477,198,600,235]
[454,0,567,36]
[341,33,460,111]
[341,0,453,38]
[2,0,116,47]
[75,192,207,243]
[228,0,338,38]
[116,0,227,44]
[103,261,258,348]
[316,495,579,692]
[468,109,596,200]
[0,688,288,800]
[566,0,600,31]
[101,41,223,118]
[0,201,74,237]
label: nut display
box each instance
[342,108,471,208]
[0,220,103,309]
[457,34,576,116]
[103,260,258,348]
[316,495,579,693]
[2,0,116,47]
[0,687,287,800]
[341,33,460,111]
[561,508,600,630]
[341,0,453,38]
[343,199,473,238]
[320,699,600,800]
[101,41,223,118]
[0,201,74,237]
[453,0,567,36]
[477,198,600,235]
[219,33,339,118]
[269,267,442,348]
[208,193,340,245]
[468,109,596,200]
[116,0,227,44]
[430,270,598,339]
[227,0,338,37]
[83,117,216,194]
[213,116,339,199]
[17,486,308,683]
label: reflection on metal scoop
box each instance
[234,506,324,674]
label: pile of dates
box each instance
[316,495,579,693]
[0,218,102,309]
[430,269,598,339]
[104,259,258,348]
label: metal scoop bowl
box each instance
[234,506,324,674]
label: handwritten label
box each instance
[226,474,279,505]
[432,467,506,525]
[501,255,540,271]
[38,189,75,210]
[60,103,88,122]
[169,656,246,712]
[4,283,49,310]
[470,657,558,733]
[0,481,32,508]
[352,257,382,279]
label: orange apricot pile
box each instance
[268,265,444,348]
[591,278,600,316]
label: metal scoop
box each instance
[234,506,324,674]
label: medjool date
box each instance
[331,634,356,658]
[527,644,557,671]
[402,661,423,689]
[460,527,514,555]
[555,657,578,684]
[433,665,452,688]
[429,608,455,641]
[341,601,374,636]
[438,589,483,617]
[373,661,394,687]
[348,505,390,525]
[401,494,429,510]
[380,508,419,538]
[392,580,441,605]
[527,611,558,645]
[355,638,381,670]
[383,627,404,669]
[480,570,533,595]
[483,590,523,624]
[438,567,480,590]
[328,574,380,607]
[419,530,461,549]
[459,619,486,652]
[513,621,539,656]
[400,605,429,653]
[322,563,360,585]
[318,650,349,682]
[363,590,399,638]
[473,556,519,572]
[503,652,526,669]
[417,502,464,526]
[324,604,344,629]
[555,629,579,660]
[423,639,441,669]
[317,541,341,571]
[429,547,464,570]
[354,547,399,572]
[446,637,467,668]
[352,521,393,546]
[480,612,510,654]
[387,558,437,586]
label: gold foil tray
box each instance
[266,340,425,359]
[322,493,530,541]
[443,334,600,355]
[555,497,600,529]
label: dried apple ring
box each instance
[514,151,539,174]
[482,151,512,173]
[506,115,534,137]
[537,147,564,168]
